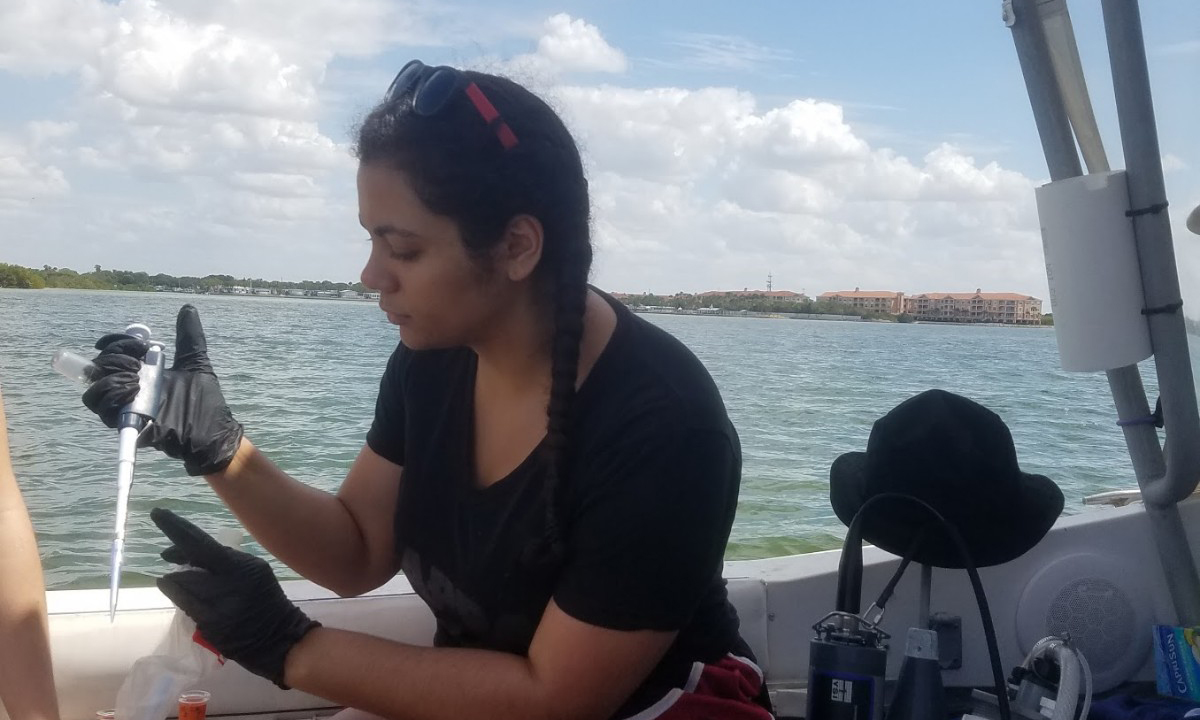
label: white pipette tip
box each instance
[109,537,123,623]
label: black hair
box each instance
[355,68,592,565]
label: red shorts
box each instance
[623,654,775,719]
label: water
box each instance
[1,288,1197,591]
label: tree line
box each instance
[618,292,904,321]
[0,263,367,294]
[0,264,1188,332]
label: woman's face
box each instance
[357,162,507,350]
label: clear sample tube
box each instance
[51,349,99,384]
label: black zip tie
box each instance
[1125,201,1168,218]
[1142,300,1183,316]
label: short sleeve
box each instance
[553,425,741,631]
[365,343,411,466]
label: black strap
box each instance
[1125,201,1168,218]
[1142,300,1183,316]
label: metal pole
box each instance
[1006,0,1200,624]
[1006,0,1082,182]
[919,564,932,629]
[1100,0,1200,624]
[1100,0,1200,508]
[1006,0,1160,503]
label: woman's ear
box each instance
[499,214,545,282]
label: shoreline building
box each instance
[905,289,1042,325]
[820,287,1042,324]
[817,289,905,315]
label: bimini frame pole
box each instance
[1100,0,1200,624]
[1005,0,1200,624]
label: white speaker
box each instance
[1014,552,1154,692]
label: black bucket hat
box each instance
[829,389,1064,568]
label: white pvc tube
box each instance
[1025,637,1082,720]
[1077,648,1093,720]
[1048,643,1081,720]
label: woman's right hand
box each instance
[82,304,244,476]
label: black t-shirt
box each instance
[366,291,751,718]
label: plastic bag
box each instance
[115,610,223,720]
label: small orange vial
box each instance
[177,691,210,720]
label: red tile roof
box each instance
[910,292,1038,301]
[819,290,902,299]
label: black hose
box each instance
[835,493,1012,720]
[870,531,926,614]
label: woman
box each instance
[82,60,773,720]
[0,384,61,720]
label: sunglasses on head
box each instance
[384,60,519,151]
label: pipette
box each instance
[53,324,166,620]
[111,325,166,621]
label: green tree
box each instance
[0,264,46,288]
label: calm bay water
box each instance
[1,288,1197,591]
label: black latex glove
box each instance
[82,304,244,476]
[152,507,321,690]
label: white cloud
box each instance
[0,4,1088,307]
[0,0,117,74]
[73,109,351,177]
[0,0,440,76]
[664,33,793,72]
[556,85,1045,297]
[0,136,70,211]
[163,0,446,61]
[78,2,318,121]
[508,14,627,78]
[1158,40,1200,56]
[536,14,627,73]
[0,0,412,171]
[1163,154,1189,173]
[228,172,321,199]
[0,0,360,230]
[0,0,384,280]
[27,121,79,147]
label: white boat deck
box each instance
[22,497,1198,719]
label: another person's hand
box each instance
[82,304,243,475]
[152,508,320,689]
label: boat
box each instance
[35,495,1199,719]
[23,0,1200,718]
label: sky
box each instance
[0,0,1196,307]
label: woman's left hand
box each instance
[151,508,321,689]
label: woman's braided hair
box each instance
[356,68,592,564]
